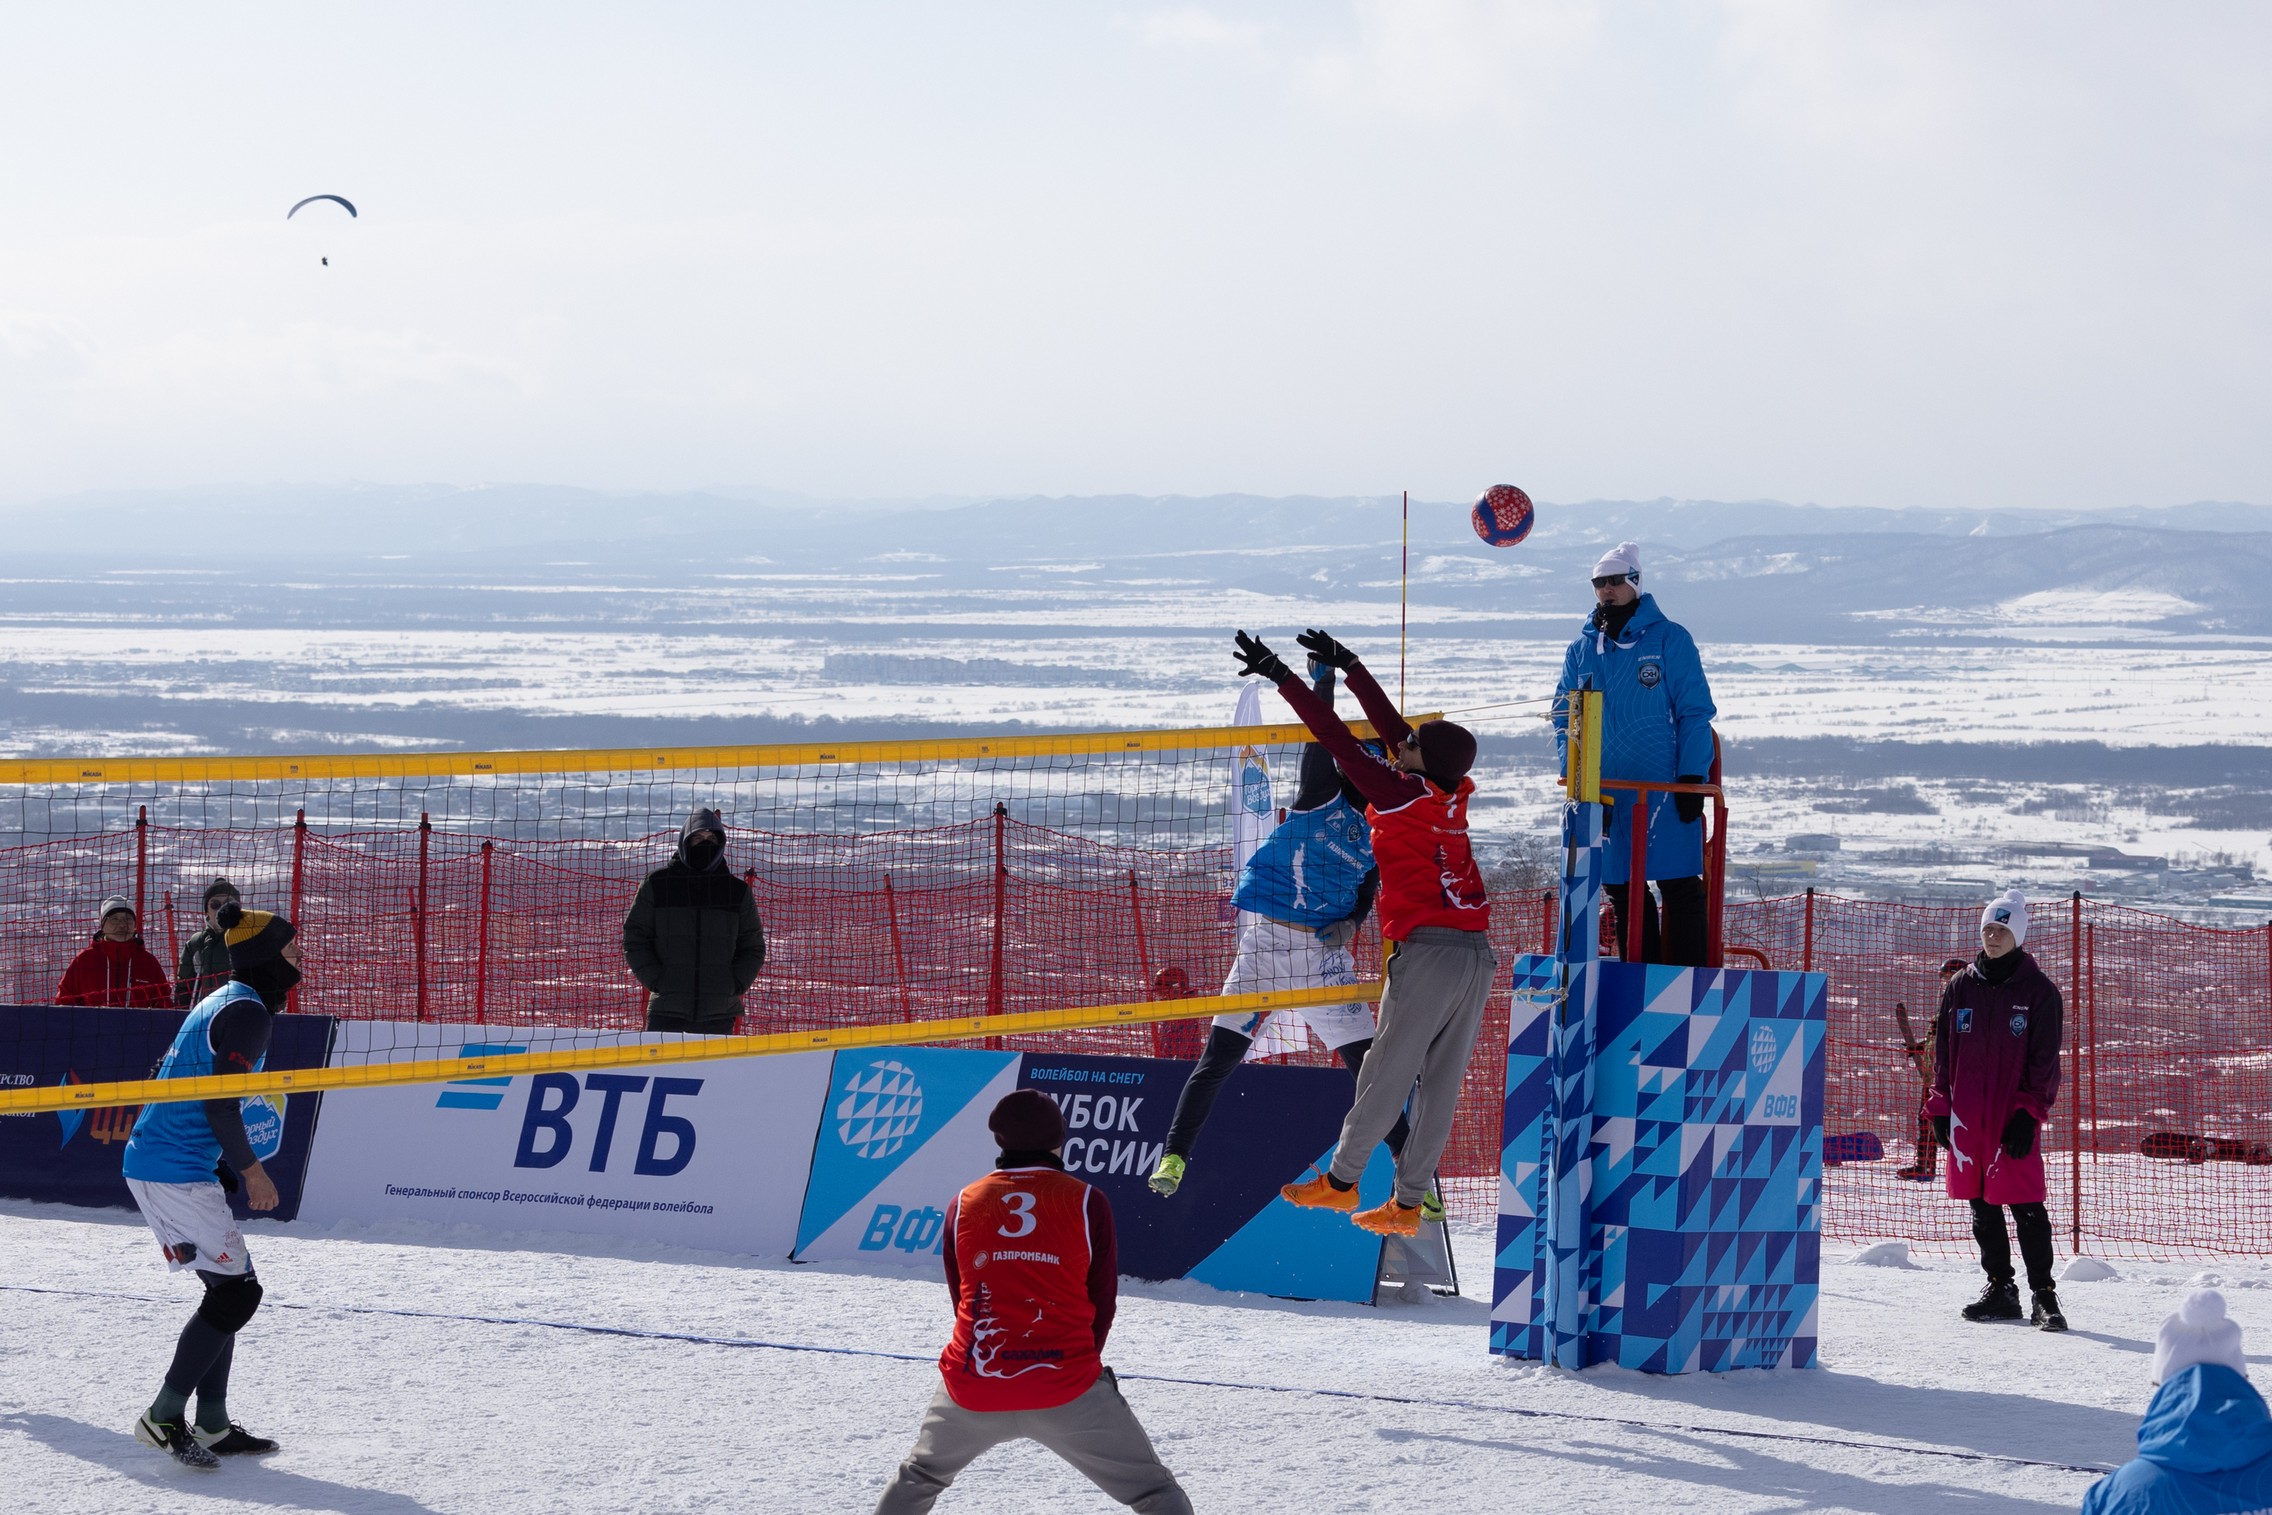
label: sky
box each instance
[1,2,2267,511]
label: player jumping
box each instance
[1148,657,1415,1203]
[1236,628,1497,1239]
[119,904,301,1468]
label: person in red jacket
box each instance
[56,895,172,1009]
[873,1091,1192,1515]
[1239,629,1498,1241]
[1926,889,2068,1332]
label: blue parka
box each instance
[1553,593,1717,884]
[2082,1364,2272,1515]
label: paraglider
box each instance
[287,195,356,266]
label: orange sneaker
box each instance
[1352,1199,1423,1237]
[1279,1169,1360,1212]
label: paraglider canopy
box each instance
[287,194,357,219]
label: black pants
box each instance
[1164,1027,1409,1162]
[1970,1200,2056,1292]
[1604,877,1708,967]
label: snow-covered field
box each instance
[3,1198,2255,1513]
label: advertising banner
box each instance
[0,1003,332,1220]
[1492,958,1828,1372]
[795,1045,1395,1303]
[296,1021,830,1258]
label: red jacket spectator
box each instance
[1926,948,2063,1205]
[56,896,172,1009]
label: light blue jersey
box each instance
[121,982,268,1185]
[1232,794,1374,929]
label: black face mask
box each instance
[681,836,724,871]
[236,956,302,1010]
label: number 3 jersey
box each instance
[940,1164,1118,1412]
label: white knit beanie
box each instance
[1981,889,2029,947]
[2156,1289,2247,1383]
[1592,541,1641,583]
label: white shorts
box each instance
[126,1177,253,1277]
[1212,917,1379,1052]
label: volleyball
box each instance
[1471,484,1535,547]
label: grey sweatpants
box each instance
[874,1371,1193,1514]
[1326,926,1497,1207]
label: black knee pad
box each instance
[197,1273,264,1334]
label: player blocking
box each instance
[1229,627,1496,1239]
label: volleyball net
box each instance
[0,720,1470,1116]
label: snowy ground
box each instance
[5,1200,2261,1513]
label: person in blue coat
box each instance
[2084,1289,2272,1514]
[1553,541,1719,965]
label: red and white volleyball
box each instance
[1470,484,1535,547]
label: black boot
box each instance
[1961,1277,2023,1322]
[2031,1288,2068,1333]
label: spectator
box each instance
[622,807,765,1035]
[1552,540,1719,965]
[175,877,242,1009]
[2082,1289,2272,1514]
[57,895,172,1009]
[1928,889,2067,1331]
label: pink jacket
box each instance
[1925,950,2063,1204]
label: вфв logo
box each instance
[1749,1024,1779,1075]
[837,1059,924,1159]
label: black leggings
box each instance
[1604,877,1708,967]
[1164,1027,1410,1161]
[1970,1200,2057,1292]
[162,1270,248,1403]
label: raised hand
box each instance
[1295,628,1358,671]
[1233,630,1292,682]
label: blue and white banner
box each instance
[298,1021,830,1258]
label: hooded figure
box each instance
[56,895,172,1009]
[175,877,243,1008]
[622,807,766,1034]
[2084,1290,2272,1514]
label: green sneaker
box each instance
[1419,1189,1445,1224]
[1149,1153,1187,1196]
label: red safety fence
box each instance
[8,814,2269,1255]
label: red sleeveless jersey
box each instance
[1368,775,1491,940]
[940,1167,1104,1411]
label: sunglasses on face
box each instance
[1592,574,1635,590]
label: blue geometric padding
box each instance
[1492,956,1827,1372]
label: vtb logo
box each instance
[513,1072,703,1177]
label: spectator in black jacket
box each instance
[175,877,242,1009]
[623,808,766,1035]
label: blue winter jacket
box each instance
[2082,1365,2272,1515]
[1553,593,1717,884]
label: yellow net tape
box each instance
[0,982,1378,1115]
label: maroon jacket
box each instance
[1925,950,2063,1204]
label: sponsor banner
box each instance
[297,1021,829,1258]
[794,1045,1022,1264]
[0,1003,330,1219]
[795,1045,1392,1302]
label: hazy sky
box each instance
[2,3,2267,510]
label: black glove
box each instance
[1232,630,1291,682]
[1931,1115,1950,1148]
[1295,628,1358,671]
[215,1162,240,1194]
[2001,1109,2037,1160]
[1673,776,1705,824]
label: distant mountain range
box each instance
[7,485,2268,642]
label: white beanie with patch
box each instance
[1981,889,2029,947]
[2156,1289,2247,1383]
[1592,541,1641,583]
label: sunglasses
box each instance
[1591,574,1636,590]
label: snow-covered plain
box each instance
[3,1198,2259,1514]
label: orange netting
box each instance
[8,811,2266,1254]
